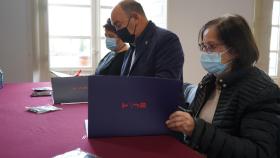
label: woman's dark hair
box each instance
[103,18,116,33]
[199,14,259,70]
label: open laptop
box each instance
[51,76,88,104]
[87,76,185,138]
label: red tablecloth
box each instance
[0,82,203,158]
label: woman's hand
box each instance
[165,111,195,136]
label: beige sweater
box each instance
[198,86,221,158]
[199,87,221,124]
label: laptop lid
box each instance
[51,76,88,104]
[88,76,184,138]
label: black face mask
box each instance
[116,17,136,43]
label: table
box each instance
[0,82,203,158]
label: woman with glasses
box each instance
[166,14,280,158]
[95,18,129,75]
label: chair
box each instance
[183,83,198,105]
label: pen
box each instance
[74,69,82,77]
[177,105,193,116]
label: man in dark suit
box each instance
[111,0,184,80]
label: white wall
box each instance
[0,0,33,83]
[0,0,255,83]
[168,0,255,84]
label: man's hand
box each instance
[166,111,195,136]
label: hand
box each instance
[165,111,195,136]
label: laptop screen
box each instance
[51,76,88,104]
[88,76,184,138]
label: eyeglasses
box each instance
[113,17,132,31]
[198,42,225,52]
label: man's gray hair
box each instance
[118,0,146,17]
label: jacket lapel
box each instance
[128,21,156,75]
[128,40,150,75]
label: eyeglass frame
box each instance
[198,42,227,52]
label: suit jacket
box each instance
[121,21,184,81]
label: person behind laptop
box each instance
[95,18,129,75]
[111,0,184,80]
[166,14,280,158]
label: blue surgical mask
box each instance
[106,37,117,51]
[200,52,228,75]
